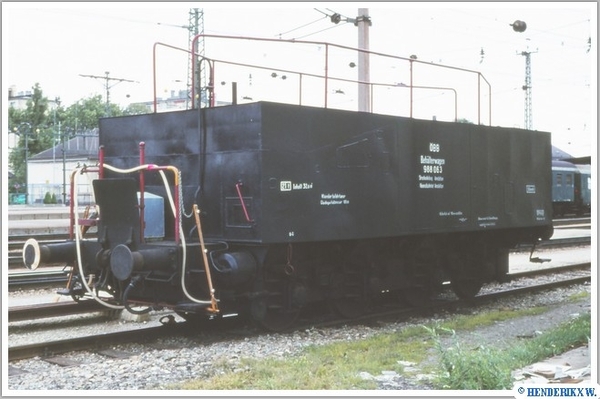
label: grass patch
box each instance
[436,306,548,331]
[176,331,431,390]
[567,290,590,302]
[427,312,591,390]
[426,325,514,390]
[511,312,591,366]
[169,307,590,391]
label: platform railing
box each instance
[153,35,491,125]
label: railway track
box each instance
[8,300,115,323]
[8,262,591,361]
[8,269,69,289]
[8,324,177,362]
[8,262,591,323]
[514,235,590,252]
[551,216,590,227]
[506,261,591,279]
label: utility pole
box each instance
[79,71,136,117]
[327,8,372,112]
[356,8,371,113]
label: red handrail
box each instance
[152,34,492,124]
[235,182,253,223]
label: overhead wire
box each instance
[276,15,328,39]
[314,8,331,17]
[275,8,352,41]
[41,8,185,29]
[293,22,350,40]
[288,7,357,40]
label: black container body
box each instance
[99,102,552,244]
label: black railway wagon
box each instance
[100,102,552,323]
[25,101,553,331]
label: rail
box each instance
[9,262,590,320]
[8,268,590,361]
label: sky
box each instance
[2,2,597,157]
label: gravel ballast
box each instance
[6,281,592,392]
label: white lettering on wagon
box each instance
[418,142,446,190]
[280,181,313,191]
[320,193,350,206]
[477,215,499,228]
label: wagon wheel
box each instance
[402,285,434,308]
[330,268,370,319]
[249,252,305,331]
[400,239,439,307]
[451,275,483,300]
[249,270,301,331]
[329,243,371,319]
[448,249,484,300]
[61,271,86,302]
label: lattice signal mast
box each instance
[511,20,536,131]
[157,10,206,109]
[188,8,206,109]
[520,49,537,130]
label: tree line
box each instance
[8,83,149,193]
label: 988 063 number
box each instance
[423,164,443,174]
